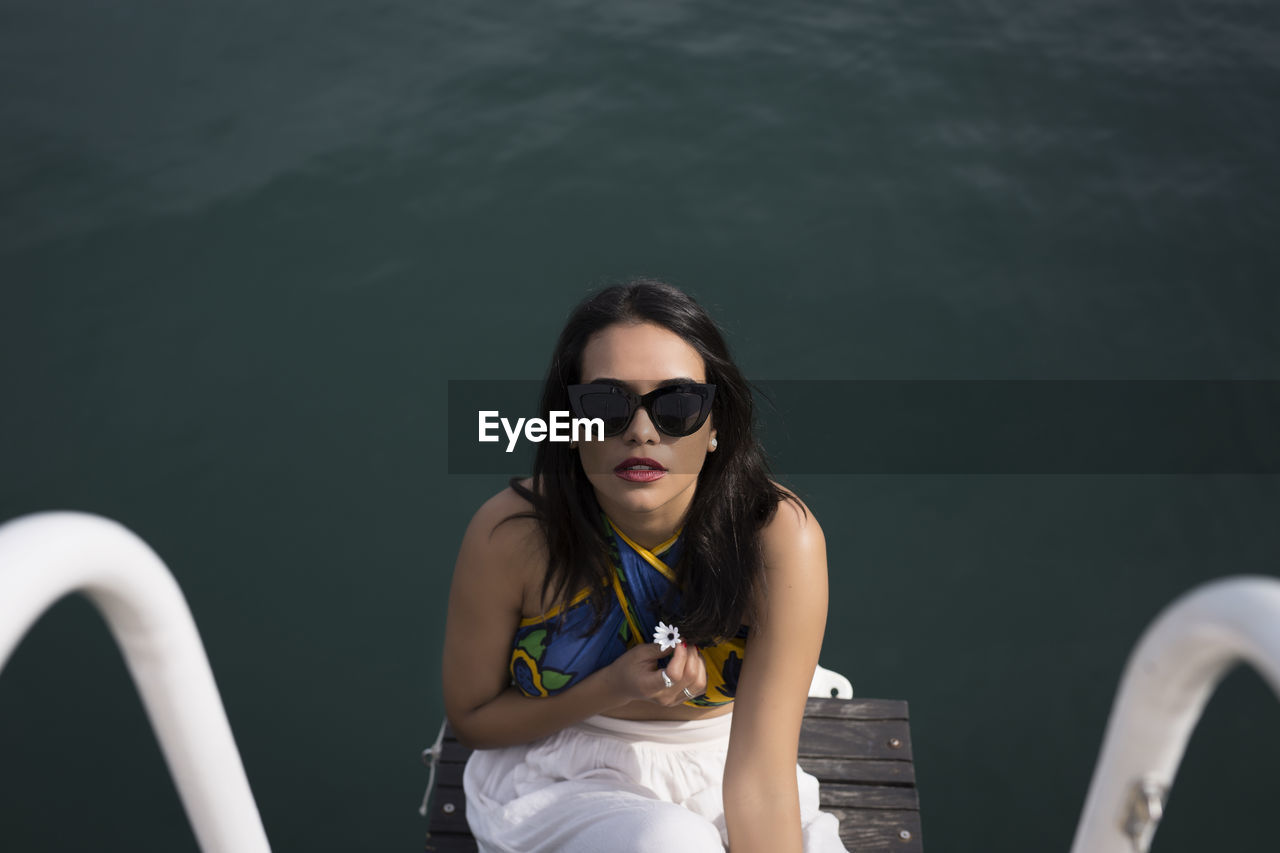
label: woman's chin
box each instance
[608,488,667,514]
[589,478,666,513]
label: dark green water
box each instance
[3,2,1278,850]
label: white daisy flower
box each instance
[652,621,682,651]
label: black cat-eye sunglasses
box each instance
[566,383,716,438]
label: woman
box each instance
[441,279,847,853]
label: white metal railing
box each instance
[1070,575,1280,853]
[0,511,271,853]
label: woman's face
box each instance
[575,321,718,525]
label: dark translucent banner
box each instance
[447,380,1280,474]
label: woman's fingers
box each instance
[629,642,667,663]
[652,643,710,705]
[631,641,712,706]
[663,642,688,682]
[686,644,708,696]
[676,644,707,701]
[649,644,681,701]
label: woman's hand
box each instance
[604,641,708,706]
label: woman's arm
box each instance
[440,488,705,749]
[722,491,829,853]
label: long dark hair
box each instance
[500,278,804,645]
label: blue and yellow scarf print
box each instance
[509,512,748,707]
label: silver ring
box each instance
[682,687,696,700]
[660,670,673,688]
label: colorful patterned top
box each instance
[509,512,748,707]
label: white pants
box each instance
[462,711,849,853]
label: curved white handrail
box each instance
[1070,575,1280,853]
[0,511,271,853]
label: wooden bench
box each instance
[422,697,922,852]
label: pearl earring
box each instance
[710,437,718,449]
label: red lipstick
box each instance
[614,457,667,483]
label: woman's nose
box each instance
[623,403,659,442]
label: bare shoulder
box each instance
[458,478,548,586]
[760,481,825,565]
[749,482,828,636]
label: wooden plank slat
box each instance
[423,834,478,853]
[435,761,467,788]
[426,775,922,825]
[429,785,470,835]
[441,740,473,763]
[799,756,917,785]
[818,782,919,811]
[804,697,910,721]
[799,718,913,761]
[828,808,924,853]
